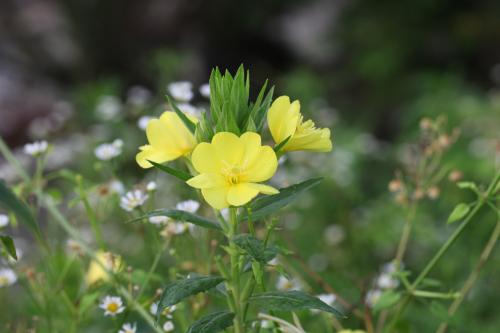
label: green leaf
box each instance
[457,182,478,192]
[148,160,192,182]
[233,234,278,264]
[249,290,345,317]
[373,290,401,313]
[240,178,323,222]
[447,203,470,224]
[0,235,17,260]
[0,180,39,236]
[166,94,197,133]
[128,209,222,231]
[273,136,291,153]
[156,276,225,323]
[187,311,235,333]
[78,292,100,315]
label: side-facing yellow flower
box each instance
[187,132,279,209]
[136,111,197,168]
[267,95,332,153]
[85,251,123,285]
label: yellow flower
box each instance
[267,96,332,153]
[136,111,197,168]
[85,251,123,285]
[187,132,279,209]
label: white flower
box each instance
[120,190,148,212]
[138,116,153,130]
[0,268,17,287]
[149,216,169,226]
[365,289,382,308]
[127,85,151,106]
[0,214,9,228]
[267,257,279,266]
[24,141,48,156]
[94,140,122,161]
[168,81,193,102]
[175,200,200,213]
[163,321,175,332]
[119,322,137,333]
[199,83,210,98]
[167,222,188,235]
[376,273,399,290]
[146,181,157,192]
[324,224,345,246]
[176,103,201,117]
[260,320,273,329]
[109,180,125,195]
[95,95,121,120]
[220,208,230,220]
[276,276,302,291]
[99,295,125,316]
[150,302,177,319]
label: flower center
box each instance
[222,164,244,185]
[107,302,119,312]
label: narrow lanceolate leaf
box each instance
[273,136,291,153]
[240,178,323,222]
[249,290,345,317]
[373,290,401,313]
[166,95,197,133]
[233,234,278,263]
[447,203,470,224]
[187,311,235,333]
[156,276,225,323]
[0,235,17,260]
[148,160,192,182]
[0,180,39,236]
[128,209,222,231]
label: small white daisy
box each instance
[163,321,175,332]
[150,302,177,318]
[0,214,9,228]
[146,181,157,192]
[175,200,200,213]
[276,275,303,291]
[119,322,137,333]
[94,140,122,161]
[137,116,153,130]
[365,289,382,308]
[168,81,193,102]
[376,273,399,290]
[99,295,125,316]
[149,216,169,226]
[109,180,125,195]
[24,140,49,156]
[199,83,210,98]
[95,95,122,120]
[176,103,201,117]
[0,268,17,287]
[164,222,188,236]
[120,190,148,212]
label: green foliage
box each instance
[0,180,39,236]
[0,235,17,260]
[240,178,323,221]
[130,209,222,231]
[156,276,225,322]
[447,203,470,224]
[187,311,235,333]
[249,290,345,317]
[233,234,278,264]
[166,95,197,133]
[373,290,401,313]
[148,160,192,181]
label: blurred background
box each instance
[1,0,499,332]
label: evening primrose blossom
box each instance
[187,132,278,209]
[136,111,197,168]
[99,295,125,316]
[267,96,332,152]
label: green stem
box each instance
[0,136,30,182]
[228,207,245,333]
[75,175,105,249]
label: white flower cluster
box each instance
[24,140,49,156]
[120,190,148,212]
[0,268,17,288]
[94,139,123,161]
[150,302,176,332]
[365,261,401,308]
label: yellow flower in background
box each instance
[187,132,278,209]
[86,251,123,285]
[136,111,197,168]
[337,330,366,333]
[267,95,332,153]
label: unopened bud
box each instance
[427,186,440,199]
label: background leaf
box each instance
[0,235,17,260]
[447,203,470,224]
[187,311,235,333]
[240,178,323,221]
[148,160,192,181]
[233,234,278,263]
[373,290,401,313]
[0,180,39,236]
[129,209,222,231]
[156,276,224,322]
[249,290,345,317]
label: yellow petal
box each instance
[187,173,225,189]
[240,132,262,166]
[285,128,332,152]
[191,142,222,174]
[158,112,197,155]
[247,183,279,195]
[212,132,244,165]
[267,96,300,145]
[136,145,179,169]
[227,183,259,206]
[201,187,230,209]
[243,146,278,182]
